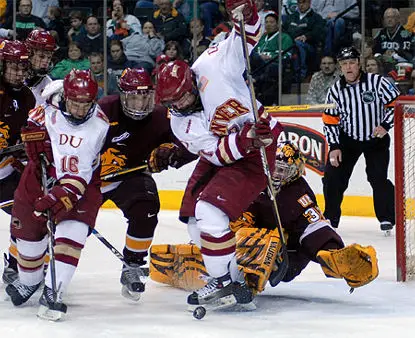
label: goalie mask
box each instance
[62,69,98,125]
[272,141,306,191]
[118,67,154,120]
[0,40,30,89]
[156,60,198,116]
[26,29,56,77]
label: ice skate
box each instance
[232,281,256,311]
[2,253,18,285]
[37,285,67,321]
[187,273,237,312]
[120,263,147,301]
[380,222,393,237]
[5,279,41,306]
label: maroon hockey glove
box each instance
[236,117,274,155]
[148,143,183,173]
[34,186,77,221]
[21,123,53,165]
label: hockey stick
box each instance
[0,143,25,157]
[100,164,148,182]
[238,16,289,286]
[267,103,336,113]
[91,227,149,275]
[0,199,13,209]
[39,153,58,302]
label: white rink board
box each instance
[153,115,395,197]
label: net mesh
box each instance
[401,103,415,280]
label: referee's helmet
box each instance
[337,47,360,61]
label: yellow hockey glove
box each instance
[316,243,379,289]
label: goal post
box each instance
[394,96,415,282]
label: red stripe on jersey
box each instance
[55,253,80,267]
[55,237,84,250]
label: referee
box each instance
[322,46,400,232]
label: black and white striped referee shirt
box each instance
[322,72,400,149]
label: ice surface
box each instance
[0,210,414,338]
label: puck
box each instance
[193,306,206,320]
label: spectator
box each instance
[186,18,211,62]
[3,0,47,40]
[108,40,138,94]
[408,70,415,95]
[89,52,104,99]
[163,40,184,61]
[31,0,59,25]
[0,0,6,26]
[67,10,86,42]
[107,0,142,40]
[253,11,294,105]
[121,20,164,74]
[306,55,340,104]
[46,6,66,46]
[374,8,415,66]
[283,0,326,80]
[199,0,222,37]
[255,0,274,35]
[50,41,90,79]
[173,0,195,23]
[73,15,104,56]
[312,0,359,55]
[362,37,375,59]
[365,56,383,74]
[136,0,156,8]
[151,0,188,45]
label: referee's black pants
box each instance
[322,132,395,228]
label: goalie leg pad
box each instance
[316,243,379,288]
[236,227,283,293]
[149,244,209,291]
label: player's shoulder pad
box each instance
[41,79,64,100]
[94,105,110,125]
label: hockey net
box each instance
[395,97,415,281]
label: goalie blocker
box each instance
[150,142,379,293]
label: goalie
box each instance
[150,141,379,295]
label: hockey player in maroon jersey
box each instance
[0,40,36,285]
[6,69,109,321]
[150,141,379,296]
[97,67,197,301]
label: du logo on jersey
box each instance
[59,134,83,148]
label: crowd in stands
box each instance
[0,0,414,104]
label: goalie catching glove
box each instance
[316,243,379,289]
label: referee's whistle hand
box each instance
[329,149,342,167]
[372,126,387,138]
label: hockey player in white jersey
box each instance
[156,0,283,311]
[26,29,56,105]
[6,69,109,321]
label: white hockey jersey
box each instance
[28,75,53,106]
[29,103,109,195]
[170,18,278,167]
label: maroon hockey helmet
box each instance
[0,40,30,63]
[156,60,196,111]
[26,29,57,51]
[118,68,155,120]
[63,69,98,103]
[62,69,98,125]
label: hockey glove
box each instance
[148,143,183,173]
[316,243,379,289]
[34,185,77,222]
[236,117,274,155]
[21,122,53,166]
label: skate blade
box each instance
[233,301,256,311]
[37,304,65,322]
[121,286,142,301]
[188,294,237,312]
[383,230,392,237]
